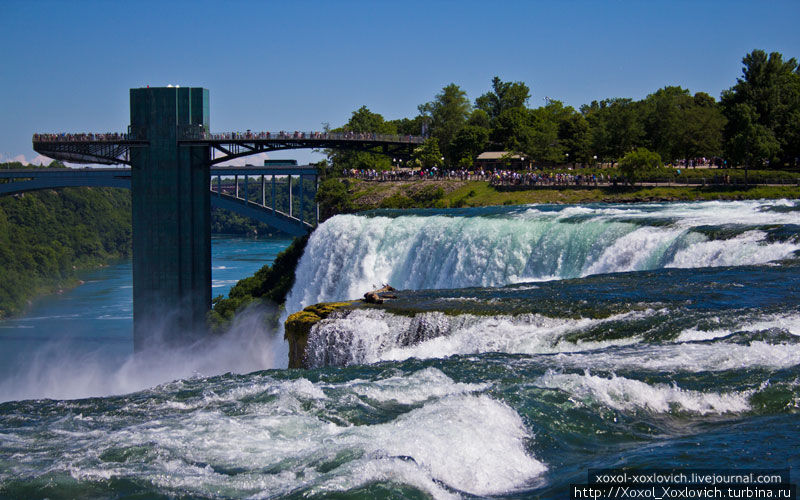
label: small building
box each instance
[475,151,530,170]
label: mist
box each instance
[0,303,289,403]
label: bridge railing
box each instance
[33,129,147,142]
[179,128,425,144]
[33,129,426,144]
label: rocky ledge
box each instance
[283,286,398,368]
[284,302,355,368]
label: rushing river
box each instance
[1,200,799,499]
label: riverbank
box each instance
[345,179,800,210]
[0,186,132,319]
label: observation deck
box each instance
[33,129,425,166]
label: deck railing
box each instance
[34,129,425,144]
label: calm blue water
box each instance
[1,201,799,499]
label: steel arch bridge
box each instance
[0,166,318,236]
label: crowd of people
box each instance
[195,130,421,142]
[490,170,608,186]
[345,167,492,181]
[188,130,421,142]
[672,157,727,168]
[345,167,615,186]
[34,130,423,144]
[33,133,134,142]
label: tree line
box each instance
[0,163,132,317]
[324,49,799,172]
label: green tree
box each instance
[467,109,491,129]
[640,87,725,163]
[618,148,662,184]
[526,104,562,164]
[316,178,353,221]
[342,105,397,134]
[418,83,471,164]
[328,106,396,171]
[0,180,133,318]
[558,109,591,164]
[681,92,725,161]
[388,116,425,136]
[475,76,531,121]
[582,98,644,164]
[450,125,489,166]
[641,86,692,161]
[492,107,532,152]
[721,49,800,167]
[412,138,444,169]
[724,102,780,168]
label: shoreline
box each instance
[0,259,126,321]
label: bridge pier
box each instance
[298,175,303,223]
[130,87,211,351]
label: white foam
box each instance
[12,375,543,498]
[677,312,800,342]
[343,367,489,404]
[551,340,800,373]
[676,327,733,342]
[667,231,799,268]
[355,394,546,495]
[306,309,650,367]
[536,371,751,414]
[744,314,800,336]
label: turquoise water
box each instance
[1,201,799,499]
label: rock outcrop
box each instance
[284,302,354,368]
[284,286,398,368]
[363,284,397,304]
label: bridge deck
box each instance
[32,131,425,165]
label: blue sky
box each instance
[1,0,798,165]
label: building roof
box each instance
[476,151,525,160]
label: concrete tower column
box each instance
[129,87,211,351]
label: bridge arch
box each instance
[0,168,312,236]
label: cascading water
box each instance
[285,200,800,314]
